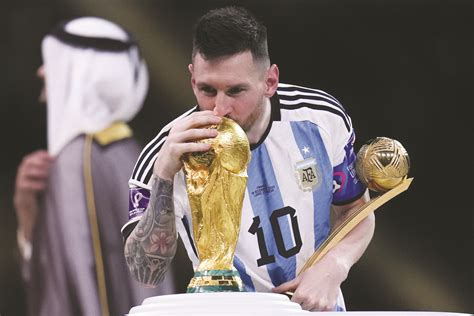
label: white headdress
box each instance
[42,17,148,156]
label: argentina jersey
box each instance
[123,83,366,311]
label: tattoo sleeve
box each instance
[124,176,177,286]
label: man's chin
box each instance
[227,117,249,132]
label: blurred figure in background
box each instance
[13,17,175,316]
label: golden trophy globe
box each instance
[296,136,413,276]
[182,117,251,293]
[356,137,410,192]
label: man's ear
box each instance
[189,64,195,84]
[189,63,197,93]
[265,64,279,97]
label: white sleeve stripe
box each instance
[128,178,152,190]
[139,152,160,184]
[131,133,167,181]
[279,98,346,118]
[278,90,341,105]
[278,83,342,104]
[132,137,166,183]
[280,98,352,131]
[278,90,346,114]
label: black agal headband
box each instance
[48,18,137,52]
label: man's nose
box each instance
[213,92,232,117]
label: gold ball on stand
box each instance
[355,137,410,192]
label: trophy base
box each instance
[187,269,245,293]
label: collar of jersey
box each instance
[250,93,281,150]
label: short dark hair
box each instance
[192,6,269,64]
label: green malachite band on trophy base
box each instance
[187,269,245,293]
[193,270,240,277]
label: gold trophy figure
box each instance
[297,137,413,276]
[183,117,251,293]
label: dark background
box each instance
[1,0,472,315]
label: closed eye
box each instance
[227,86,246,96]
[199,85,217,96]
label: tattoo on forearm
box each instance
[124,176,177,285]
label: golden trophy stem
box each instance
[284,177,413,297]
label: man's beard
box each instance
[231,100,265,133]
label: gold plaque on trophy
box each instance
[183,117,251,292]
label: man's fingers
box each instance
[18,161,51,181]
[23,166,50,180]
[291,288,337,311]
[189,110,215,116]
[16,150,53,192]
[22,151,54,170]
[291,290,315,310]
[26,181,48,191]
[17,178,48,192]
[185,142,213,153]
[173,113,221,132]
[172,128,218,143]
[25,150,53,162]
[168,142,212,157]
[304,298,334,312]
[272,278,299,294]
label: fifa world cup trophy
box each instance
[183,118,251,293]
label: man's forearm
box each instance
[124,176,177,286]
[328,195,375,277]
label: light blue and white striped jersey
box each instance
[122,83,366,311]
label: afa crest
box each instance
[295,158,320,192]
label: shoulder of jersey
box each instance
[130,106,198,186]
[277,83,353,134]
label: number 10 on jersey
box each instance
[248,206,303,267]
